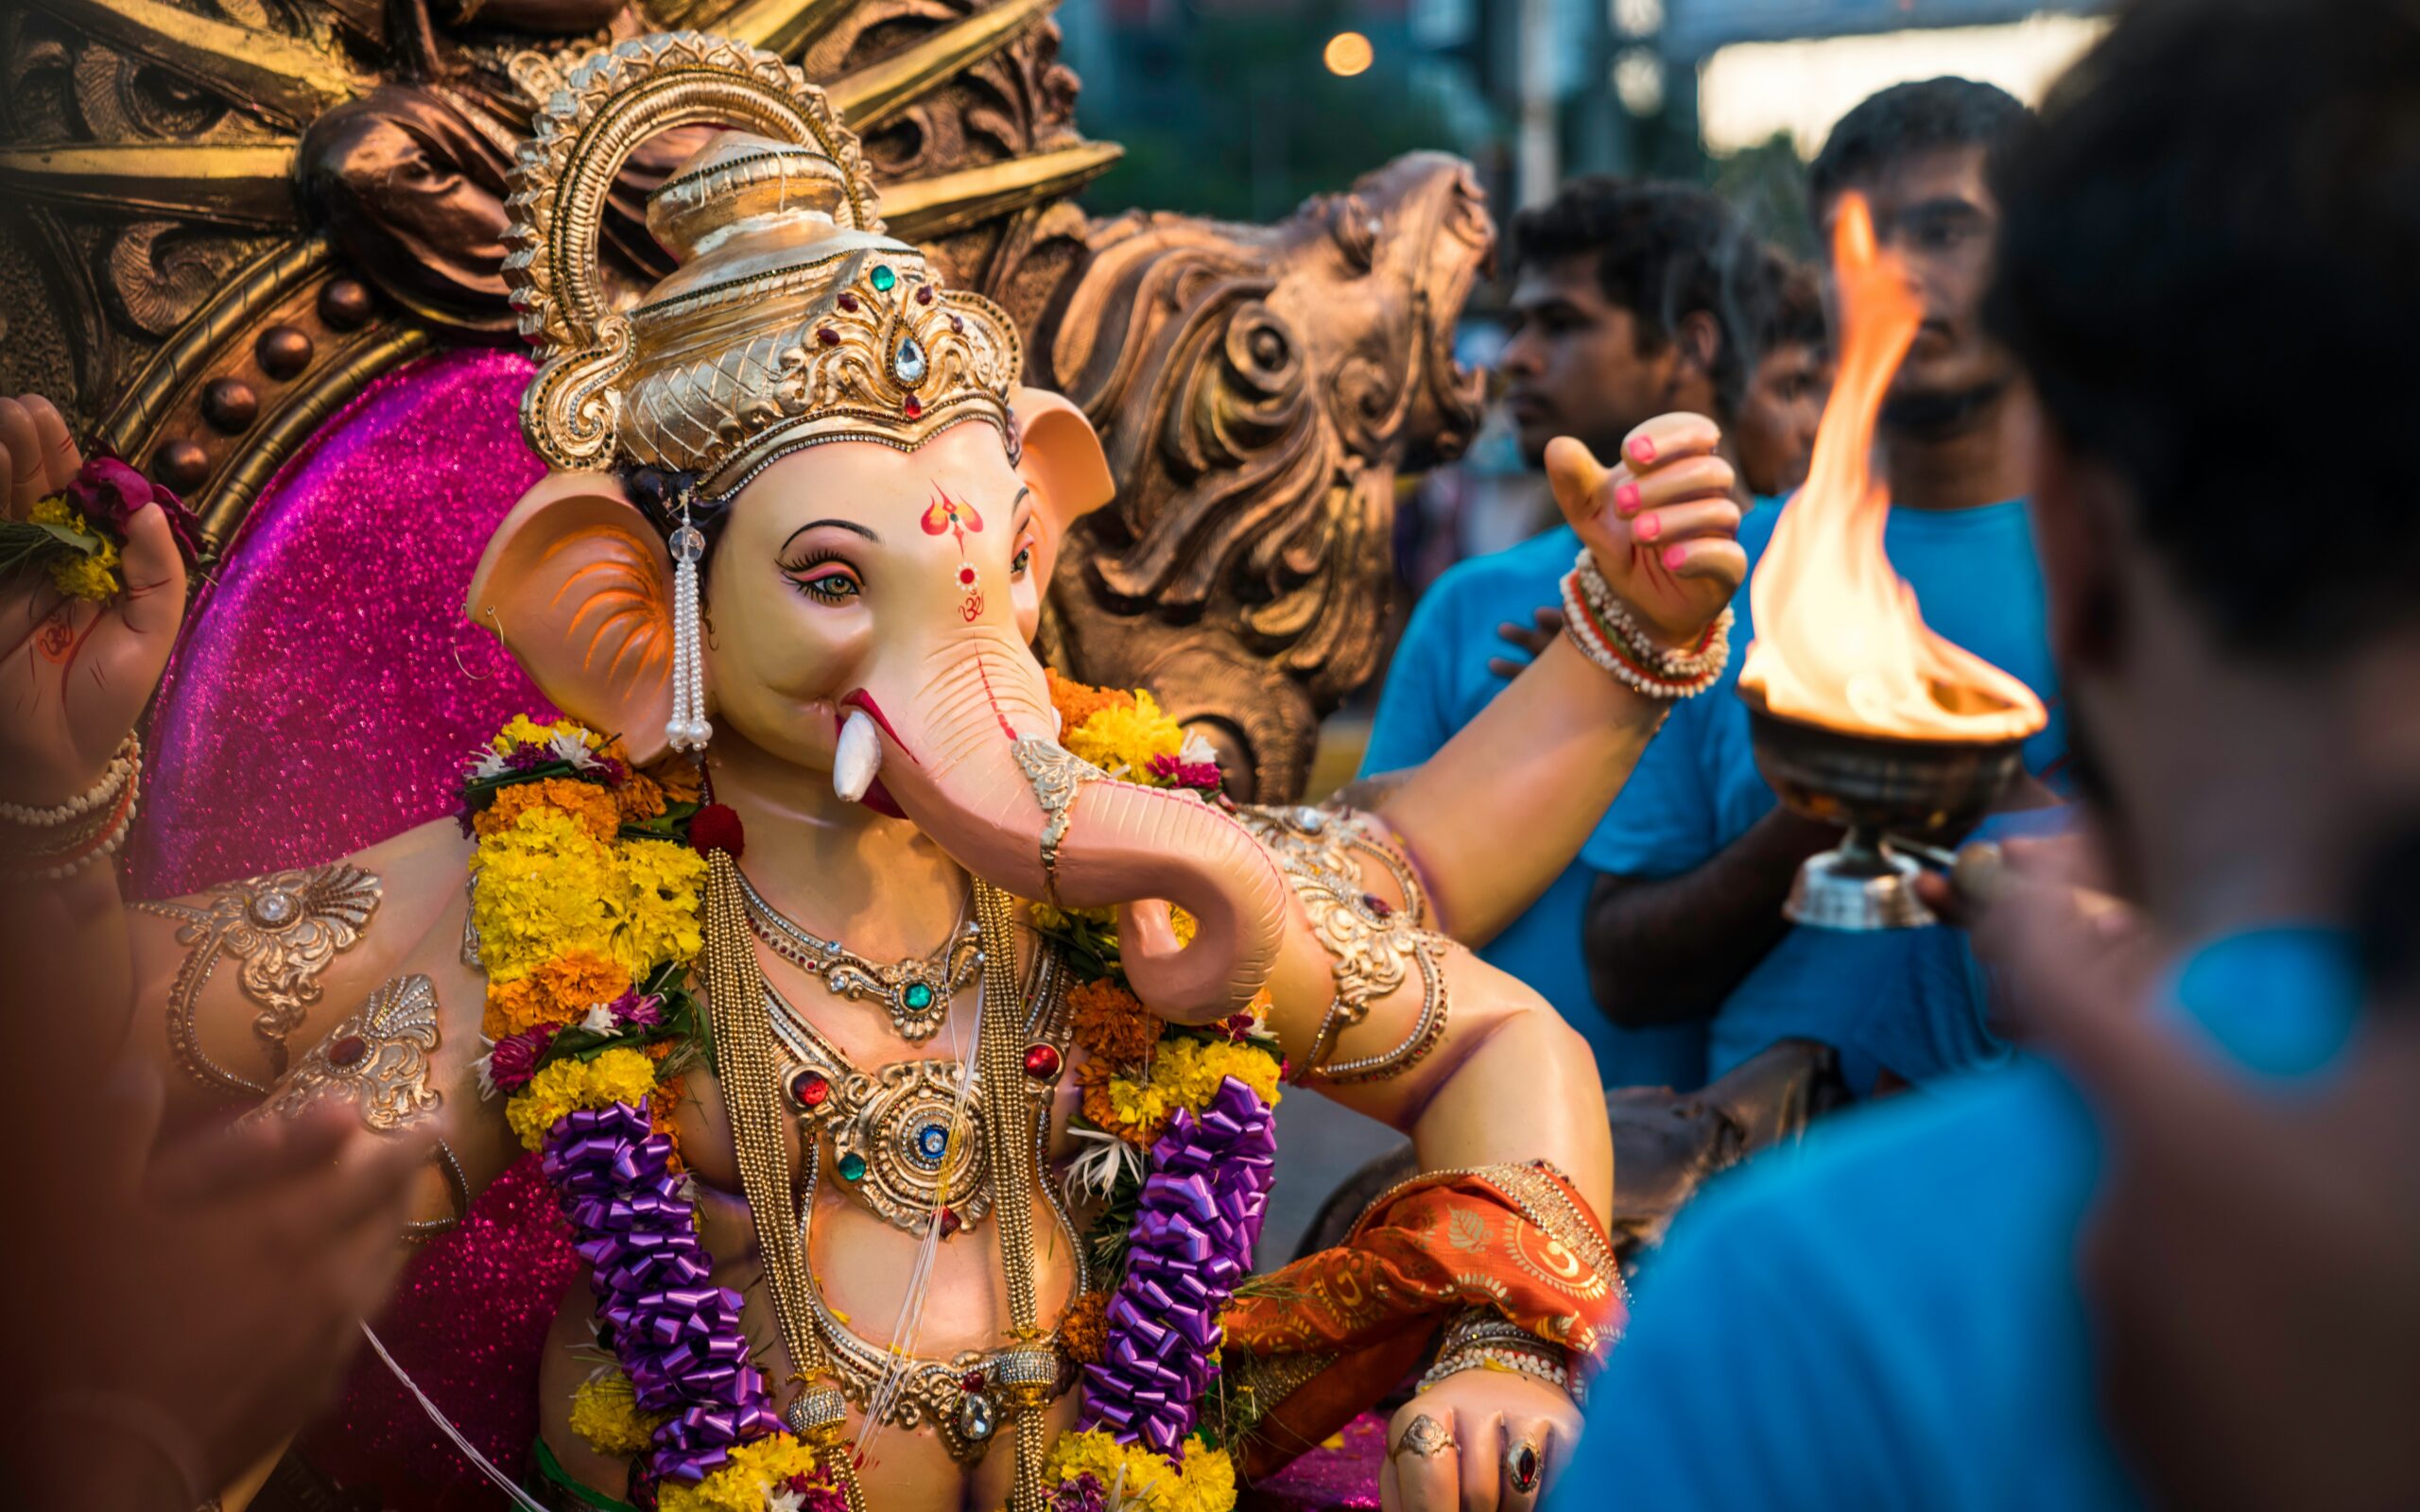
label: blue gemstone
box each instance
[917,1123,950,1162]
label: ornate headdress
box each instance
[503,33,1025,497]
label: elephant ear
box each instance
[466,472,677,763]
[1011,386,1113,591]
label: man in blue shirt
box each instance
[1551,2,2420,1503]
[1582,79,2065,1094]
[1361,179,1778,1091]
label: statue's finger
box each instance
[19,395,81,500]
[0,399,43,518]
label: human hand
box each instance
[10,1062,431,1507]
[1545,414,1748,649]
[1486,607,1564,680]
[0,394,190,807]
[1378,1369,1580,1512]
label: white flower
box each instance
[767,1488,804,1512]
[551,730,598,769]
[470,749,509,781]
[1178,729,1219,767]
[1064,1125,1143,1203]
[580,1001,619,1034]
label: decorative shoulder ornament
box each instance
[503,31,1025,495]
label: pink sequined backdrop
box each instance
[134,346,578,1509]
[129,343,1386,1509]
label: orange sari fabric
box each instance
[1225,1162,1626,1479]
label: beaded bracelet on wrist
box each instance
[1559,552,1731,698]
[0,731,140,827]
[1,734,143,880]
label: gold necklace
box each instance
[736,867,979,1041]
[705,862,1078,1496]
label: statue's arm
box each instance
[125,822,507,1187]
[1364,414,1750,948]
[1246,807,1612,1219]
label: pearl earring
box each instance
[666,493,712,754]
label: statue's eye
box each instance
[781,551,861,603]
[1011,543,1034,577]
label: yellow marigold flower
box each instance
[493,715,597,754]
[34,499,121,602]
[1155,1036,1284,1113]
[482,951,631,1040]
[505,1046,661,1150]
[655,1434,822,1512]
[1077,1059,1169,1146]
[1046,1430,1236,1512]
[472,807,621,982]
[475,778,622,843]
[615,838,705,974]
[1063,688,1186,781]
[1169,905,1197,947]
[567,1368,661,1456]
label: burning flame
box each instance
[1737,195,2047,744]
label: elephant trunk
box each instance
[854,642,1289,1022]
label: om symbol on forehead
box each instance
[922,489,986,621]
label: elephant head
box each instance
[464,393,1288,1022]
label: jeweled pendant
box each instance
[838,1151,869,1182]
[903,981,936,1013]
[870,264,897,293]
[957,1392,995,1442]
[894,335,928,385]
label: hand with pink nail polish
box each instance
[1544,412,1750,649]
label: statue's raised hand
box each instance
[0,395,189,806]
[1545,413,1748,649]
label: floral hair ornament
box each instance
[1,454,204,603]
[502,32,1026,502]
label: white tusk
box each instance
[833,709,883,803]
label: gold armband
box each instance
[136,863,382,1096]
[1234,803,1447,1082]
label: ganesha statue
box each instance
[0,33,1747,1512]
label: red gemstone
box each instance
[789,1070,831,1109]
[949,315,964,333]
[1362,892,1393,918]
[1022,1043,1063,1079]
[903,395,923,420]
[838,292,859,312]
[959,1369,986,1393]
[818,327,840,346]
[328,1035,367,1067]
[916,285,934,305]
[939,1206,962,1238]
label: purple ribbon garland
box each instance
[1078,1074,1277,1458]
[543,1101,786,1486]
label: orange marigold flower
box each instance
[649,1074,687,1172]
[475,778,621,843]
[616,771,668,823]
[1068,978,1161,1069]
[1056,1289,1112,1365]
[483,951,632,1039]
[647,756,704,805]
[1046,669,1134,734]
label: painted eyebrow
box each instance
[779,518,882,553]
[1010,485,1032,521]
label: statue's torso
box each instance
[532,926,1089,1510]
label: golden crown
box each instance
[503,32,1024,494]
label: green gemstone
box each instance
[903,982,935,1011]
[870,265,897,293]
[838,1152,868,1182]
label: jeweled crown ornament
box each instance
[502,32,1025,495]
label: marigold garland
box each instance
[1056,1288,1112,1366]
[505,1045,662,1150]
[1067,979,1161,1069]
[29,497,120,602]
[1046,1430,1236,1512]
[482,952,632,1040]
[654,1435,830,1512]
